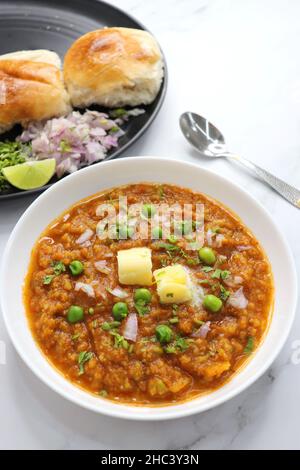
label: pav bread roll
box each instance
[0,50,71,134]
[63,27,164,108]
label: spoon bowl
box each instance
[179,111,300,208]
[180,112,226,157]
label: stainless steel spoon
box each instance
[180,111,300,209]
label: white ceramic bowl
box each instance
[1,157,297,420]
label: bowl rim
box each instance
[1,156,298,420]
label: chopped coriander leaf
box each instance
[101,321,121,331]
[0,141,30,191]
[166,293,174,298]
[78,351,93,375]
[88,307,94,315]
[220,285,230,301]
[110,331,129,350]
[169,317,179,324]
[98,389,108,397]
[211,269,230,280]
[110,126,119,133]
[59,139,71,153]
[164,336,189,354]
[71,333,80,341]
[202,266,214,273]
[165,344,177,354]
[194,319,205,326]
[135,300,150,316]
[175,337,189,352]
[109,108,127,118]
[52,261,66,275]
[244,336,255,354]
[128,344,134,354]
[157,242,180,252]
[43,274,55,285]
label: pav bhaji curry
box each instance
[24,183,273,405]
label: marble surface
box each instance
[0,0,299,450]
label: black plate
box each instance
[0,0,167,200]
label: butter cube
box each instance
[117,247,152,286]
[153,264,192,304]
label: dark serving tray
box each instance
[0,0,167,200]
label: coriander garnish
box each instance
[101,321,121,331]
[220,285,230,301]
[78,351,93,375]
[244,336,254,354]
[52,261,66,275]
[43,274,55,285]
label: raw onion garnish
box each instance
[224,275,243,287]
[206,229,214,246]
[108,287,128,298]
[94,260,111,274]
[215,233,225,247]
[18,109,144,178]
[236,245,252,252]
[123,313,138,342]
[75,282,95,298]
[228,287,248,309]
[192,321,211,338]
[76,228,93,244]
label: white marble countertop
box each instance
[0,0,299,450]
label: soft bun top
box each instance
[0,50,70,134]
[63,27,164,107]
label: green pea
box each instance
[69,260,84,276]
[198,247,216,265]
[152,226,163,239]
[134,288,152,304]
[142,203,156,218]
[112,302,128,321]
[203,294,223,313]
[155,324,173,343]
[67,305,84,323]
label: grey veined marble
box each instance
[0,0,299,450]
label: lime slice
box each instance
[2,159,56,190]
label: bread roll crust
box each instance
[0,51,70,134]
[64,27,164,108]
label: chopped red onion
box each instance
[206,229,214,246]
[224,275,243,287]
[110,287,128,298]
[76,228,93,245]
[236,245,252,252]
[18,109,143,178]
[94,260,111,274]
[215,233,225,247]
[123,313,138,342]
[228,287,248,309]
[74,282,95,298]
[192,321,211,338]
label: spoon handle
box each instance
[228,154,300,208]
